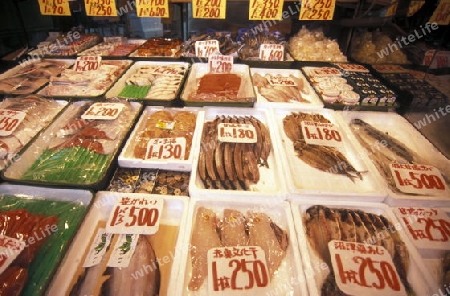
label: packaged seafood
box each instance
[0,95,68,171]
[271,107,386,200]
[129,38,183,58]
[174,197,307,296]
[78,38,145,57]
[238,30,292,62]
[106,61,189,105]
[118,106,204,171]
[48,191,188,296]
[250,67,323,107]
[1,100,142,189]
[337,111,450,205]
[0,183,93,296]
[42,33,101,57]
[181,32,238,58]
[189,107,287,199]
[291,201,434,296]
[37,60,132,98]
[181,63,256,107]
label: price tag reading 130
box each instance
[38,0,71,16]
[81,103,124,120]
[301,121,343,147]
[137,0,169,18]
[329,240,407,296]
[390,163,447,195]
[85,0,118,16]
[209,54,233,73]
[145,137,186,160]
[193,0,226,19]
[0,109,26,137]
[74,56,102,72]
[300,0,336,20]
[106,194,163,234]
[208,246,269,294]
[195,40,220,58]
[259,44,284,61]
[218,123,257,143]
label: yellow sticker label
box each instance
[192,0,226,19]
[85,0,118,16]
[249,0,284,20]
[429,0,450,25]
[299,0,336,21]
[38,0,71,16]
[137,0,170,18]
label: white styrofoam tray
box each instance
[118,106,205,171]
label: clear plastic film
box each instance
[238,30,288,61]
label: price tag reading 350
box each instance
[390,163,447,195]
[259,44,284,61]
[218,123,257,143]
[145,137,186,160]
[209,54,233,73]
[75,56,102,72]
[107,194,163,234]
[300,0,336,20]
[208,246,269,294]
[249,0,284,20]
[81,102,124,120]
[301,121,343,147]
[0,109,26,136]
[195,40,220,58]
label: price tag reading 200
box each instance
[209,54,233,73]
[300,0,336,20]
[145,137,186,160]
[390,163,447,195]
[193,0,226,19]
[218,123,257,143]
[208,246,269,294]
[301,121,343,147]
[75,56,102,72]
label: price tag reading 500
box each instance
[390,163,447,195]
[145,137,186,160]
[301,121,343,147]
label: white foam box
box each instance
[250,67,324,108]
[118,106,205,171]
[47,191,189,296]
[188,106,287,200]
[270,107,386,201]
[173,196,308,296]
[337,110,450,206]
[291,200,435,296]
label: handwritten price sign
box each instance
[336,63,370,73]
[145,137,186,160]
[267,75,297,86]
[300,0,336,20]
[137,0,169,18]
[193,0,226,19]
[207,246,269,294]
[0,235,26,274]
[209,54,233,73]
[85,0,118,16]
[249,0,284,20]
[75,56,102,72]
[106,194,163,234]
[0,109,26,136]
[259,44,284,61]
[82,102,124,120]
[218,123,257,143]
[38,0,71,16]
[429,0,450,25]
[390,163,447,195]
[329,240,406,296]
[301,121,343,147]
[195,40,220,57]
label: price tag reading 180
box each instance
[208,246,269,294]
[75,56,102,72]
[259,44,284,61]
[301,121,343,147]
[145,137,186,160]
[81,103,124,120]
[38,0,71,16]
[195,40,220,58]
[209,54,233,73]
[300,0,336,20]
[390,163,447,195]
[218,123,257,143]
[329,240,407,296]
[0,109,26,136]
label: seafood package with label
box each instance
[48,191,188,296]
[189,107,286,198]
[78,38,145,57]
[0,183,92,296]
[130,38,182,58]
[175,197,307,295]
[0,95,67,171]
[181,32,238,58]
[2,100,142,188]
[106,62,189,104]
[119,107,204,171]
[38,60,132,98]
[338,111,450,204]
[250,68,323,107]
[238,30,292,61]
[291,201,434,296]
[271,107,385,200]
[43,33,101,57]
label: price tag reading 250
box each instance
[81,103,124,120]
[218,123,257,143]
[75,56,102,72]
[0,109,26,136]
[193,0,226,19]
[300,0,336,20]
[390,163,447,195]
[85,0,118,16]
[208,246,269,294]
[145,137,186,160]
[301,121,343,147]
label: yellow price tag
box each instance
[407,1,425,17]
[299,0,336,21]
[85,0,118,16]
[385,3,398,17]
[249,0,284,20]
[429,0,450,25]
[192,0,226,19]
[38,0,71,16]
[137,0,170,18]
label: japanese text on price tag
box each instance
[390,163,447,195]
[137,0,169,18]
[301,121,343,147]
[209,54,233,73]
[329,240,407,296]
[193,0,226,19]
[207,246,269,294]
[259,44,284,61]
[75,56,102,72]
[145,137,186,160]
[106,194,163,234]
[85,0,118,16]
[218,123,257,143]
[300,0,336,20]
[38,0,71,16]
[249,0,284,20]
[107,234,140,267]
[0,109,26,136]
[83,229,113,267]
[195,40,220,57]
[336,63,369,73]
[429,0,450,25]
[0,235,26,274]
[81,102,124,120]
[267,75,297,86]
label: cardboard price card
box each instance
[249,0,284,20]
[429,0,450,25]
[137,0,169,18]
[218,123,257,143]
[195,40,220,57]
[301,121,343,148]
[0,109,26,137]
[259,44,284,61]
[38,0,71,16]
[74,56,102,72]
[85,0,118,16]
[299,0,336,20]
[390,163,447,195]
[81,102,124,120]
[209,54,233,73]
[193,0,226,19]
[145,137,187,160]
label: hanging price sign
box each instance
[207,246,270,294]
[107,234,140,267]
[195,40,220,57]
[390,163,447,195]
[145,137,186,160]
[218,123,257,143]
[299,0,336,20]
[301,121,343,147]
[249,0,284,20]
[0,235,26,274]
[0,109,26,136]
[74,56,102,72]
[329,240,407,296]
[429,0,450,25]
[38,0,71,16]
[83,229,113,267]
[81,102,124,120]
[209,54,233,73]
[85,0,118,16]
[106,194,163,234]
[259,44,284,61]
[137,0,169,18]
[192,0,226,19]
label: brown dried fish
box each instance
[219,209,248,246]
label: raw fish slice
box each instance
[220,209,248,246]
